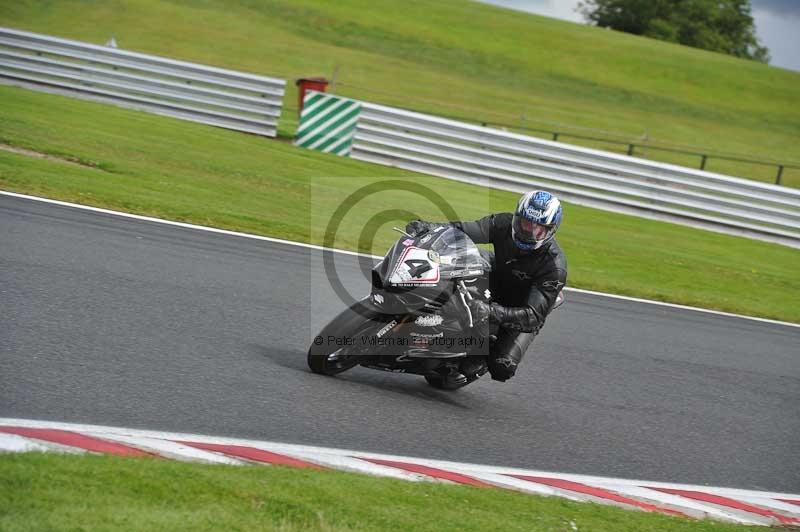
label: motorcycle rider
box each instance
[406,190,567,383]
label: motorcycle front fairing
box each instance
[370,226,491,312]
[367,227,492,357]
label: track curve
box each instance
[1,194,798,491]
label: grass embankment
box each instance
[1,0,799,186]
[0,453,762,532]
[1,86,798,322]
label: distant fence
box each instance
[481,121,797,186]
[0,27,286,137]
[333,81,799,186]
[296,91,800,247]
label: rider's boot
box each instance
[488,355,518,382]
[459,356,488,382]
[488,329,536,382]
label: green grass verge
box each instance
[1,86,799,323]
[1,0,799,186]
[0,452,762,531]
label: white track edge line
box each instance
[0,432,51,453]
[2,190,798,329]
[0,190,367,259]
[563,287,799,328]
[2,418,799,501]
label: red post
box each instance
[295,77,329,113]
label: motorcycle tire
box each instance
[424,375,469,391]
[307,300,386,376]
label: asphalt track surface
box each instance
[2,194,798,492]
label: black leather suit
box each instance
[436,213,568,380]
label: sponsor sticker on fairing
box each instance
[414,314,444,327]
[410,332,444,339]
[376,320,397,338]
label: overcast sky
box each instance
[476,0,800,72]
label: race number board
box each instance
[388,247,440,285]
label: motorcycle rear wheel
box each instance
[424,375,469,391]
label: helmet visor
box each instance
[513,215,555,244]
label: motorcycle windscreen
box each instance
[375,227,490,289]
[430,227,492,279]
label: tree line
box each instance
[578,0,769,63]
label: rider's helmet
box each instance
[511,190,562,251]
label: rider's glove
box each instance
[469,300,538,334]
[468,299,493,326]
[405,220,431,237]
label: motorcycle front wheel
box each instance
[307,300,386,376]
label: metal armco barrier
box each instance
[341,98,800,248]
[0,27,286,137]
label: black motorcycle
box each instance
[308,225,563,390]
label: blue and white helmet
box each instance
[511,190,562,251]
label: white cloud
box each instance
[476,0,583,22]
[475,0,800,71]
[752,7,800,71]
[751,0,800,17]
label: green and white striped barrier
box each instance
[294,91,361,156]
